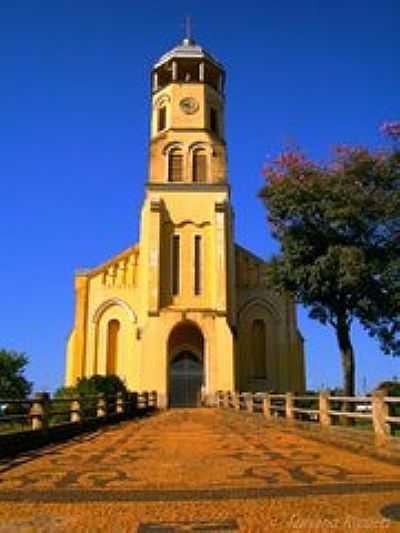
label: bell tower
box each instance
[148,34,227,185]
[140,31,235,315]
[137,31,236,402]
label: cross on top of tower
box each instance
[183,16,194,46]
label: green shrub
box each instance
[76,374,127,397]
[51,376,128,423]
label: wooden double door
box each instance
[169,351,203,407]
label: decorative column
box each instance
[218,74,223,93]
[153,72,159,92]
[172,60,178,81]
[199,62,205,82]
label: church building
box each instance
[65,34,306,407]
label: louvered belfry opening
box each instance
[168,149,183,182]
[193,149,207,182]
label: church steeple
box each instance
[148,33,227,185]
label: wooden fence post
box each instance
[30,392,49,431]
[263,393,272,419]
[319,390,331,427]
[151,390,158,408]
[245,393,254,413]
[131,392,138,412]
[143,391,149,409]
[97,393,107,419]
[233,392,240,410]
[116,392,125,415]
[372,390,390,444]
[70,398,81,423]
[286,392,294,420]
[223,391,229,408]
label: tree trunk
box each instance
[336,313,355,425]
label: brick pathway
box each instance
[1,409,400,531]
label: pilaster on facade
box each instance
[73,274,89,380]
[147,198,162,316]
[214,200,229,314]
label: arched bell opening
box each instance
[167,321,204,407]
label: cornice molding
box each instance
[146,183,230,193]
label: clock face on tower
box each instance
[179,97,199,115]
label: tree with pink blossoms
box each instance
[259,123,400,397]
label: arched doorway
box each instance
[168,321,204,407]
[170,351,203,407]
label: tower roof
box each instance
[153,37,224,71]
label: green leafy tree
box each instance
[75,374,127,397]
[53,375,127,400]
[259,122,400,397]
[377,380,400,396]
[0,349,32,398]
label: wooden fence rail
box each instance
[0,390,158,436]
[216,390,400,445]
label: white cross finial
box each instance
[184,16,193,44]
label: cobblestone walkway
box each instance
[1,409,400,531]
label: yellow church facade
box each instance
[65,36,305,407]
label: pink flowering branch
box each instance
[262,150,319,185]
[380,121,400,139]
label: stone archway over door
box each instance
[168,321,204,408]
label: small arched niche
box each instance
[192,148,207,182]
[106,319,120,375]
[168,148,184,182]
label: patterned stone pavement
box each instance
[0,408,400,531]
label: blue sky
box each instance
[0,1,399,393]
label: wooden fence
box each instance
[216,390,400,445]
[0,391,157,458]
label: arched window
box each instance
[192,149,207,182]
[106,319,120,375]
[194,235,202,295]
[168,149,183,182]
[158,106,166,131]
[252,319,266,378]
[172,234,180,296]
[210,108,218,135]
